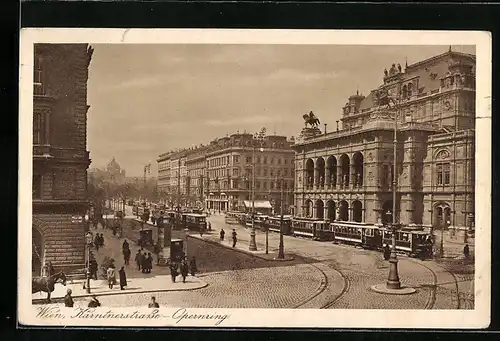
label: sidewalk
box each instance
[32,274,207,303]
[196,215,294,261]
[33,219,207,304]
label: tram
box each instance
[380,227,433,258]
[263,216,293,235]
[183,213,207,232]
[291,218,328,239]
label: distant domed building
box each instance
[106,156,126,179]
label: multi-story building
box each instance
[32,44,94,276]
[293,49,475,237]
[204,133,295,213]
[157,132,295,213]
[186,145,208,206]
[157,152,172,194]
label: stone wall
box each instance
[33,214,86,273]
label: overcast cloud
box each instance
[87,44,475,176]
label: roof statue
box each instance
[302,111,320,128]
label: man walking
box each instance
[220,229,225,242]
[232,229,237,248]
[169,260,179,283]
[180,257,189,283]
[189,256,197,277]
[135,249,142,271]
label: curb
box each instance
[189,235,295,262]
[32,281,208,304]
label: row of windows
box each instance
[208,156,230,168]
[206,179,294,191]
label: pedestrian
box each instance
[99,233,105,247]
[123,247,131,266]
[208,221,212,231]
[119,266,127,290]
[92,219,98,230]
[106,264,116,289]
[220,229,225,242]
[200,226,204,237]
[122,239,130,252]
[464,244,470,259]
[141,252,147,273]
[232,229,237,248]
[169,260,179,283]
[189,256,197,277]
[64,289,74,307]
[88,295,101,308]
[89,255,98,280]
[180,258,189,283]
[147,252,153,273]
[153,243,160,265]
[135,250,142,271]
[148,296,159,308]
[383,244,390,261]
[94,233,100,251]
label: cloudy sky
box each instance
[87,44,475,176]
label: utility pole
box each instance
[278,178,285,259]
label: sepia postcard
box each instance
[18,29,491,329]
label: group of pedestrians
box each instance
[135,249,154,273]
[219,228,238,248]
[94,233,105,251]
[168,256,197,283]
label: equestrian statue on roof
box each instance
[303,111,320,129]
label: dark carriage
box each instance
[139,229,154,246]
[170,239,185,262]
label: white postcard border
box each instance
[18,29,492,328]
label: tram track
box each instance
[292,255,350,309]
[406,258,461,310]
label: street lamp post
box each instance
[248,137,258,251]
[84,231,93,294]
[278,178,285,259]
[184,228,189,257]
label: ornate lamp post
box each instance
[184,228,190,257]
[84,231,93,294]
[248,128,266,252]
[278,178,285,259]
[371,88,415,295]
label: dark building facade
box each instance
[293,49,475,237]
[32,44,94,276]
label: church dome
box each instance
[107,157,121,174]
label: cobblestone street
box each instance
[35,210,474,310]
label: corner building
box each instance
[204,133,295,213]
[32,44,94,276]
[293,50,475,233]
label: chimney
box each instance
[336,121,339,132]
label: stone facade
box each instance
[157,133,295,213]
[32,44,93,276]
[293,50,475,232]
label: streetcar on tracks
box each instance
[177,213,207,232]
[380,227,433,258]
[288,217,433,258]
[291,217,328,239]
[263,216,293,235]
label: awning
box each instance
[243,200,272,209]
